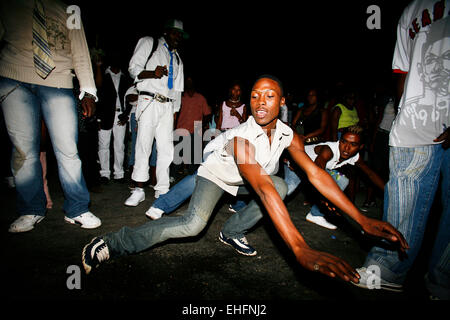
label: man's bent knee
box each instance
[181,214,207,237]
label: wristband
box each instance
[84,92,96,101]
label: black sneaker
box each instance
[360,201,376,212]
[219,232,257,256]
[82,237,110,274]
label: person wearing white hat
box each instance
[125,19,186,206]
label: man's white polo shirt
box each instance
[198,116,293,195]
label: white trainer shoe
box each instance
[124,187,145,206]
[145,207,164,220]
[8,215,45,233]
[64,211,102,229]
[352,267,404,292]
[306,212,337,230]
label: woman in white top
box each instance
[215,80,248,131]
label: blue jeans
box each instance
[310,169,349,217]
[152,172,197,213]
[103,175,287,256]
[284,163,301,196]
[364,145,449,298]
[0,77,90,218]
[221,175,288,239]
[153,170,248,213]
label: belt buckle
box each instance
[154,93,166,103]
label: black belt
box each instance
[139,91,174,103]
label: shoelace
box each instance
[239,237,249,245]
[94,242,110,262]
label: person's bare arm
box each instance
[287,133,408,251]
[138,65,168,80]
[356,158,385,191]
[229,137,360,283]
[313,144,333,169]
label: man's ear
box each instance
[359,143,365,151]
[280,96,286,106]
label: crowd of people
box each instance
[0,0,448,300]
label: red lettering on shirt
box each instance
[421,9,432,27]
[408,0,448,40]
[433,0,445,21]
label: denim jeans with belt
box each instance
[103,175,287,257]
[0,77,90,218]
[364,145,449,298]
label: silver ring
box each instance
[313,263,320,271]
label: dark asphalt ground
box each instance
[1,157,444,315]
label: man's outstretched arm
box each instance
[230,137,360,283]
[287,133,409,252]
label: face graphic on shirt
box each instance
[417,17,450,98]
[250,78,285,129]
[420,38,450,96]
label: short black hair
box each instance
[254,74,284,96]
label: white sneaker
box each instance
[145,207,164,220]
[154,190,168,199]
[124,187,145,206]
[306,212,337,230]
[64,211,102,229]
[8,215,45,233]
[352,267,404,292]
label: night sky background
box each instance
[71,0,412,104]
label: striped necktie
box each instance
[32,0,55,79]
[164,43,173,89]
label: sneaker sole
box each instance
[64,217,101,229]
[124,197,145,207]
[81,244,93,274]
[306,214,337,230]
[145,212,163,220]
[218,235,257,256]
[351,280,404,292]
